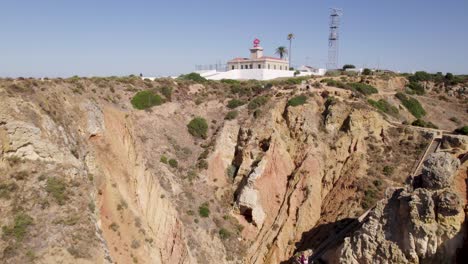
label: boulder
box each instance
[435,190,461,216]
[421,152,460,190]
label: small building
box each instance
[345,68,364,74]
[297,65,327,76]
[227,39,289,71]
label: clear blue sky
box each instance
[1,0,467,77]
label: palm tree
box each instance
[275,46,288,60]
[287,33,294,69]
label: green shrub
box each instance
[342,64,356,70]
[362,68,372,75]
[407,81,425,95]
[168,159,178,168]
[131,90,163,110]
[285,77,304,85]
[325,96,337,107]
[198,203,210,218]
[287,95,307,107]
[248,96,268,110]
[186,170,199,182]
[2,213,33,241]
[367,99,399,116]
[383,166,394,176]
[408,71,431,83]
[361,188,378,209]
[219,228,231,240]
[0,182,18,199]
[160,155,168,164]
[178,72,207,83]
[187,117,208,139]
[197,159,208,170]
[220,79,240,85]
[46,177,67,205]
[227,99,245,109]
[320,78,349,89]
[395,93,426,118]
[349,83,378,95]
[454,126,468,135]
[411,119,438,129]
[161,86,173,101]
[225,110,238,120]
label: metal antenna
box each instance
[327,8,343,70]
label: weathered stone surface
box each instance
[421,152,460,189]
[436,190,461,216]
[331,152,464,264]
[81,101,105,137]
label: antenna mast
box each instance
[327,8,343,70]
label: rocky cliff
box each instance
[0,76,466,263]
[323,151,467,264]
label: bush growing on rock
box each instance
[160,86,173,101]
[361,188,378,209]
[320,78,349,89]
[2,213,34,241]
[220,79,240,85]
[407,81,425,95]
[219,228,231,240]
[0,181,18,199]
[160,155,168,164]
[225,110,238,120]
[454,126,468,135]
[383,166,394,176]
[412,119,438,129]
[395,93,426,118]
[178,72,207,83]
[368,99,399,116]
[197,159,208,170]
[227,99,245,109]
[46,177,68,205]
[349,83,378,95]
[287,95,307,107]
[131,90,163,110]
[248,96,268,110]
[187,117,208,139]
[198,203,210,217]
[362,68,372,75]
[168,159,178,168]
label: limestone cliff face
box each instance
[227,96,394,263]
[1,77,464,264]
[331,152,466,264]
[0,84,192,263]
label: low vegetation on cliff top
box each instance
[131,90,163,110]
[287,95,308,107]
[395,92,426,118]
[187,117,208,139]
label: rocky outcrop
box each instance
[421,152,460,189]
[333,152,465,264]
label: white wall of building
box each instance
[198,69,325,81]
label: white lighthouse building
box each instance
[227,39,289,71]
[196,39,325,81]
